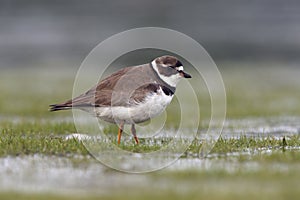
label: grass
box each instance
[0,121,83,156]
[1,119,299,156]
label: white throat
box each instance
[151,60,181,87]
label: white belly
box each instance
[94,88,173,124]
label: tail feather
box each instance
[49,104,72,112]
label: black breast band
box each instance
[160,85,174,96]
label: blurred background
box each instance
[1,0,300,68]
[1,0,300,117]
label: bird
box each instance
[50,55,192,144]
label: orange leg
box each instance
[117,122,124,145]
[131,124,139,144]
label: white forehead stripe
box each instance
[177,66,184,71]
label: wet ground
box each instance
[0,116,299,195]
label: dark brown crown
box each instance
[155,55,182,68]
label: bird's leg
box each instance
[131,124,139,144]
[117,121,124,145]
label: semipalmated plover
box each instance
[50,55,191,144]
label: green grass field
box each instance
[0,63,300,200]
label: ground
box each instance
[0,62,300,199]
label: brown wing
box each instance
[53,66,134,109]
[72,80,161,108]
[80,66,138,106]
[50,64,161,110]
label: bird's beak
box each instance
[180,71,192,78]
